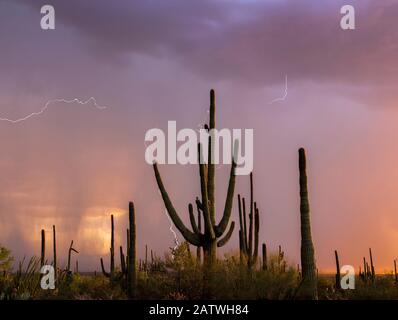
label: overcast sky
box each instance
[0,0,398,272]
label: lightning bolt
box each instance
[0,97,107,124]
[269,75,288,104]
[164,209,179,251]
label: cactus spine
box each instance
[40,229,45,267]
[298,148,318,299]
[153,89,237,269]
[127,201,137,298]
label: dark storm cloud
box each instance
[8,0,398,86]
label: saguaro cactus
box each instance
[369,248,375,282]
[262,243,267,271]
[335,250,341,289]
[153,89,237,269]
[237,172,260,269]
[297,148,318,299]
[52,225,57,274]
[100,214,116,278]
[127,202,137,298]
[40,229,45,267]
[67,240,78,272]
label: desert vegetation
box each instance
[0,90,397,300]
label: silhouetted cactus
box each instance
[120,246,126,275]
[153,90,237,270]
[237,172,260,269]
[100,214,116,278]
[67,240,78,273]
[52,225,57,276]
[297,148,318,299]
[127,201,137,298]
[335,250,341,289]
[394,259,397,284]
[369,248,375,282]
[40,229,45,267]
[262,243,267,270]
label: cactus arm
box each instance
[196,197,204,212]
[153,163,201,246]
[215,159,237,236]
[120,246,126,275]
[217,221,235,247]
[100,258,110,277]
[188,203,201,235]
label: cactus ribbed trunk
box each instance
[41,229,45,267]
[127,202,137,298]
[298,148,318,299]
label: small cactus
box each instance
[52,225,57,276]
[67,240,78,273]
[127,202,137,298]
[40,229,45,267]
[335,250,341,289]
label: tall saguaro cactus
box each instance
[153,89,237,269]
[298,148,318,299]
[127,202,137,298]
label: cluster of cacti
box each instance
[153,89,237,270]
[237,172,260,269]
[297,148,318,300]
[359,248,376,283]
[39,226,78,277]
[138,245,164,272]
[98,203,137,298]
